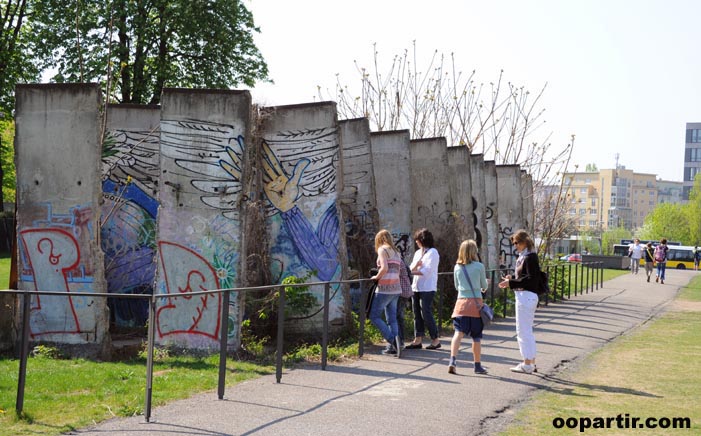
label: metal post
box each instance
[276,285,285,383]
[574,263,578,297]
[585,263,590,293]
[600,262,604,288]
[438,276,443,334]
[358,281,366,357]
[321,282,330,370]
[217,290,230,399]
[144,295,156,422]
[568,263,572,298]
[15,291,31,415]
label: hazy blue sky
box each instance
[246,0,701,182]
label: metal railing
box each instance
[0,260,603,422]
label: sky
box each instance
[244,0,701,182]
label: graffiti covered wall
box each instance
[258,102,348,331]
[496,164,523,269]
[446,146,476,246]
[102,104,160,328]
[154,89,251,349]
[15,84,109,355]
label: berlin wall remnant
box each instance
[446,146,476,245]
[410,137,459,268]
[369,130,413,261]
[15,84,110,358]
[339,118,378,279]
[484,160,500,272]
[469,154,489,268]
[102,104,161,329]
[496,164,524,269]
[521,170,534,234]
[257,102,349,334]
[155,88,251,350]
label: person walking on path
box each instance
[643,242,655,282]
[369,230,402,356]
[654,238,669,284]
[694,246,700,271]
[628,238,643,274]
[405,228,441,350]
[449,239,488,375]
[498,229,543,374]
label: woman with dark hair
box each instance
[498,229,542,374]
[405,228,441,350]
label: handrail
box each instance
[0,261,606,422]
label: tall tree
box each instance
[30,0,269,105]
[0,0,39,116]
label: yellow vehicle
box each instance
[613,243,695,269]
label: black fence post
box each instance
[321,282,330,370]
[144,294,156,422]
[217,290,230,400]
[276,285,285,383]
[358,281,367,357]
[15,291,31,415]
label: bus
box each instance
[613,243,696,269]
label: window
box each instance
[569,208,576,214]
[685,167,701,181]
[591,198,597,206]
[687,129,701,143]
[579,208,586,214]
[685,147,701,162]
[580,187,587,194]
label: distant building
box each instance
[657,179,683,204]
[561,167,659,232]
[683,122,701,200]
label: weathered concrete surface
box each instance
[470,154,489,267]
[496,164,523,269]
[339,118,378,276]
[258,102,348,333]
[102,104,161,329]
[14,84,109,356]
[369,130,413,260]
[156,88,251,350]
[410,137,457,267]
[446,146,476,245]
[521,170,534,233]
[75,268,690,436]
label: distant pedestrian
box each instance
[694,246,701,271]
[405,228,441,350]
[654,238,669,284]
[643,242,655,282]
[628,238,643,274]
[369,230,402,356]
[498,229,544,374]
[449,239,488,375]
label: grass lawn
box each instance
[499,275,701,435]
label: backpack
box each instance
[654,245,666,263]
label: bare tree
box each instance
[319,42,577,255]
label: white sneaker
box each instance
[510,363,535,374]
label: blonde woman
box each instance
[449,240,488,374]
[369,230,402,356]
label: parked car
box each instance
[559,253,582,262]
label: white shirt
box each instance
[629,243,643,259]
[410,247,439,292]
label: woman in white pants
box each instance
[498,229,543,374]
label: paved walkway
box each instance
[73,269,690,436]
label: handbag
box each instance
[461,265,493,328]
[399,259,413,298]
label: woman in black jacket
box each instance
[498,229,541,374]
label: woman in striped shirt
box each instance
[369,230,403,356]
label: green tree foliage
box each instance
[685,175,701,245]
[0,120,15,207]
[0,0,40,116]
[30,0,269,104]
[639,202,691,244]
[601,226,629,255]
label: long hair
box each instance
[414,228,434,249]
[457,239,479,265]
[511,229,535,251]
[375,229,397,253]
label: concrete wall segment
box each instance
[14,83,110,356]
[446,146,476,244]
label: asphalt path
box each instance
[73,268,690,436]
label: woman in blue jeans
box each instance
[369,230,402,356]
[406,228,441,350]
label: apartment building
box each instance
[561,167,658,231]
[683,122,701,200]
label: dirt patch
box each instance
[669,300,701,312]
